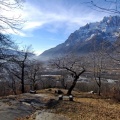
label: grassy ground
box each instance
[51,98,120,120]
[18,88,120,120]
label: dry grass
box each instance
[51,98,120,120]
[19,88,120,120]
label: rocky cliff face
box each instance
[40,16,120,60]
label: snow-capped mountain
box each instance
[40,16,120,60]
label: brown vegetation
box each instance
[18,88,120,120]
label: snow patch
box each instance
[114,32,120,37]
[102,28,106,32]
[66,44,69,47]
[107,19,110,24]
[85,34,95,41]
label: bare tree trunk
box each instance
[50,55,85,95]
[21,63,25,93]
[12,87,17,95]
[33,82,36,90]
[12,81,17,95]
[98,77,101,96]
[67,77,78,95]
[67,70,85,95]
[3,86,6,96]
[98,86,101,96]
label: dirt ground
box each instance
[0,91,69,120]
[0,89,120,120]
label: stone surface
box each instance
[0,93,68,120]
[35,111,69,120]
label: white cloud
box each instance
[23,21,46,30]
[1,0,109,36]
[20,1,109,34]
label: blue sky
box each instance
[11,0,111,55]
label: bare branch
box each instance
[0,0,24,31]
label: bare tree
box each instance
[0,0,24,32]
[27,60,43,90]
[8,46,34,93]
[106,37,120,63]
[50,54,85,95]
[0,0,24,68]
[88,0,120,14]
[0,34,17,96]
[7,71,17,95]
[0,34,16,62]
[91,53,103,96]
[0,0,24,61]
[0,0,25,95]
[90,40,108,96]
[59,70,68,89]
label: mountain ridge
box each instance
[40,15,120,60]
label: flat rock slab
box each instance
[0,93,59,120]
[35,111,69,120]
[0,93,46,120]
[0,101,33,120]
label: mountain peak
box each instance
[40,16,120,60]
[102,15,120,27]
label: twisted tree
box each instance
[50,55,86,95]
